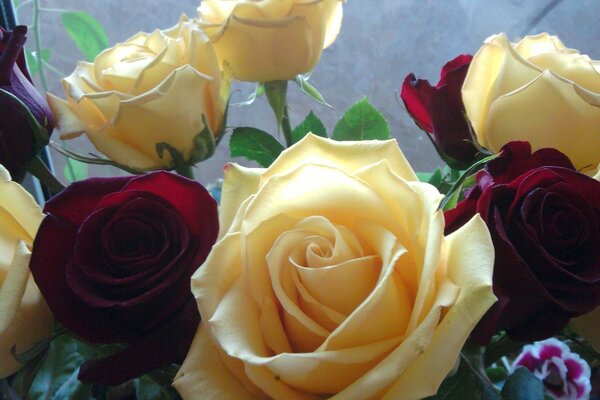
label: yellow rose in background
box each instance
[197,0,344,82]
[48,15,228,171]
[462,33,600,174]
[0,165,52,378]
[174,135,496,399]
[570,307,600,353]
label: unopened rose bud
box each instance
[0,26,54,180]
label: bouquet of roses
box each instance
[0,1,598,399]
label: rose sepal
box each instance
[293,73,332,109]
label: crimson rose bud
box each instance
[0,26,54,180]
[401,54,483,170]
[30,171,218,385]
[446,142,600,343]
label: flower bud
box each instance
[0,26,54,180]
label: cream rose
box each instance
[462,33,600,174]
[47,15,228,171]
[0,165,53,378]
[197,0,344,82]
[174,135,496,399]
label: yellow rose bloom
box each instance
[174,135,496,399]
[462,33,600,174]
[0,165,53,378]
[48,15,229,171]
[197,0,344,82]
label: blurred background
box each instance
[11,0,600,185]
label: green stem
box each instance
[31,0,77,181]
[175,164,195,180]
[32,0,47,92]
[25,156,65,195]
[462,341,495,387]
[264,80,293,147]
[281,103,293,148]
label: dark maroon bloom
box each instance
[30,172,218,386]
[445,141,600,343]
[0,26,54,180]
[401,54,484,170]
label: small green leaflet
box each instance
[332,97,390,141]
[26,49,51,77]
[230,127,284,167]
[424,355,500,400]
[63,159,89,183]
[291,111,327,144]
[61,12,109,61]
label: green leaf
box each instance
[230,127,284,167]
[416,172,432,183]
[134,375,180,400]
[428,168,444,188]
[26,335,93,400]
[293,74,332,108]
[486,367,508,383]
[438,154,499,211]
[501,367,544,400]
[332,97,390,141]
[61,12,109,61]
[425,356,501,400]
[291,111,327,144]
[12,0,19,7]
[63,159,89,183]
[25,49,51,77]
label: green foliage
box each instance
[501,368,544,400]
[230,127,284,167]
[293,74,331,108]
[16,334,94,400]
[292,111,327,144]
[25,49,51,77]
[332,97,390,141]
[135,376,177,400]
[61,11,109,61]
[63,159,89,183]
[425,356,501,400]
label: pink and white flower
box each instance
[511,338,591,400]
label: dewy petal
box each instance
[211,14,314,82]
[382,215,495,400]
[108,65,217,168]
[174,325,258,400]
[0,250,52,378]
[462,33,542,148]
[485,70,600,172]
[219,163,264,238]
[0,166,44,242]
[322,0,343,49]
[513,33,567,59]
[263,134,417,185]
[0,242,30,335]
[316,219,411,352]
[528,51,600,93]
[46,93,89,139]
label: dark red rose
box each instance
[401,54,484,170]
[445,142,600,344]
[30,171,218,385]
[0,26,54,180]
